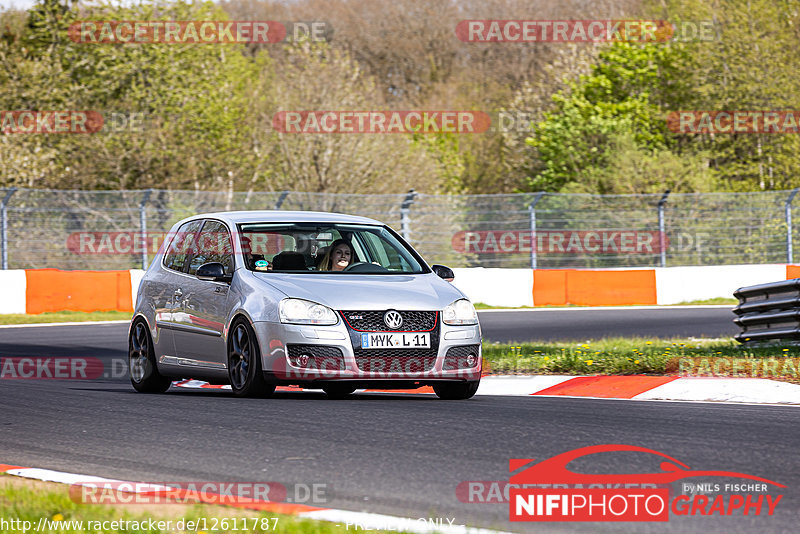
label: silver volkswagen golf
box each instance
[129,211,482,399]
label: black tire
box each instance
[228,318,275,398]
[322,384,357,399]
[129,320,171,393]
[433,380,480,400]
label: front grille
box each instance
[287,345,345,371]
[355,349,437,373]
[443,345,481,370]
[340,310,437,332]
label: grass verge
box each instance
[0,475,345,533]
[472,302,531,310]
[671,297,738,306]
[0,311,131,325]
[482,338,800,382]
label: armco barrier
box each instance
[733,278,800,343]
[2,265,800,314]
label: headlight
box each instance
[279,298,338,325]
[442,299,478,325]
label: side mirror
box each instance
[431,264,455,282]
[196,262,232,283]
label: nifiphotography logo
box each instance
[508,444,785,522]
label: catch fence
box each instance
[1,188,798,270]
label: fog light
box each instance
[297,354,311,367]
[466,354,477,367]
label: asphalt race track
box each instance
[478,306,738,343]
[2,309,797,534]
[2,369,798,533]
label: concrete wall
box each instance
[2,265,799,313]
[654,264,788,305]
[0,270,27,314]
[452,268,534,307]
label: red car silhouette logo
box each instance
[510,444,785,487]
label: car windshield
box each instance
[237,223,428,274]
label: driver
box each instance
[318,239,354,271]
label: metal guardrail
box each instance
[733,279,800,343]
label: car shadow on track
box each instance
[67,386,440,401]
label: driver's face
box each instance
[331,244,352,271]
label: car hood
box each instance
[252,272,466,310]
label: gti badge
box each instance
[383,310,403,329]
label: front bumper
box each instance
[253,319,482,385]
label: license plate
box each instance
[361,332,430,349]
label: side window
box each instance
[187,220,234,276]
[163,220,203,273]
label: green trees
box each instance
[1,0,265,190]
[525,41,710,194]
[526,0,800,194]
[264,43,445,193]
[670,0,800,191]
[2,0,800,194]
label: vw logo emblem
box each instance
[383,310,403,329]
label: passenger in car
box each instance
[271,251,308,270]
[318,239,355,271]
[241,235,268,270]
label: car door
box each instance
[153,219,204,362]
[171,219,234,370]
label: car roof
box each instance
[177,210,385,228]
